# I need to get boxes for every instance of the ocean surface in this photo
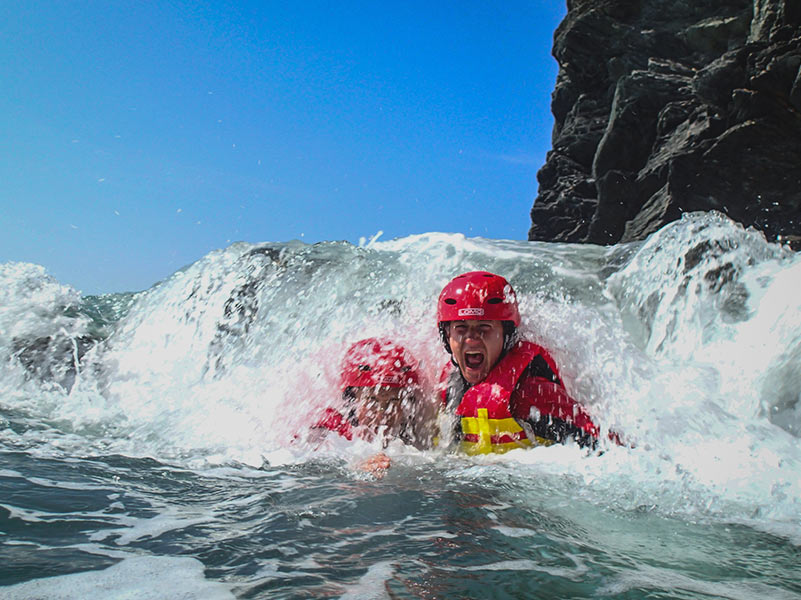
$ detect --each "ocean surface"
[2,211,800,599]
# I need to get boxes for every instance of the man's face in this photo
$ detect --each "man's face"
[447,320,505,385]
[352,386,407,433]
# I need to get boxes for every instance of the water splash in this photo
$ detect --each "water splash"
[2,212,800,532]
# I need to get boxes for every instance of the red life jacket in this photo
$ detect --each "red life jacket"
[446,341,598,454]
[312,408,354,441]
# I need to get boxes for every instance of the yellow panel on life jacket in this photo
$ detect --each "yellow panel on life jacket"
[459,408,535,454]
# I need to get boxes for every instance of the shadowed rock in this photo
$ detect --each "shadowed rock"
[530,0,801,248]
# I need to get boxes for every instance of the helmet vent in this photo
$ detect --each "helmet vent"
[487,297,503,304]
[444,298,457,305]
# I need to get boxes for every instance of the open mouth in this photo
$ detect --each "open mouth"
[464,351,485,370]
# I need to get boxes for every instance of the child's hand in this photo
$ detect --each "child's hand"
[359,452,391,478]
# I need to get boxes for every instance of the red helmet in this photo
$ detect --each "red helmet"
[437,271,520,327]
[340,338,419,390]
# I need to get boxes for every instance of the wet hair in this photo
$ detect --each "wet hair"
[501,321,519,353]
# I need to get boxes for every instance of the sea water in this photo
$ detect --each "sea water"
[1,211,800,599]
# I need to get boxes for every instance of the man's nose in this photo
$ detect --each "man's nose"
[464,326,482,340]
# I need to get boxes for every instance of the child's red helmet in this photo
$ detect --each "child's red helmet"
[340,338,419,390]
[437,271,520,327]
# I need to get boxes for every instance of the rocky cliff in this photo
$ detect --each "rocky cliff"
[529,0,801,247]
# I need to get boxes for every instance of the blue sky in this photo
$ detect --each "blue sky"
[1,1,567,294]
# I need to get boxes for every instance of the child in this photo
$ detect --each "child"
[312,337,425,474]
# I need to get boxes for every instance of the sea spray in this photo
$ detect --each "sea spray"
[3,212,801,598]
[2,211,800,531]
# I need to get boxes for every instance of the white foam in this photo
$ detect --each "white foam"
[338,560,395,600]
[1,555,235,600]
[493,525,539,538]
[88,509,216,546]
[459,558,588,579]
[0,503,48,523]
[599,562,801,600]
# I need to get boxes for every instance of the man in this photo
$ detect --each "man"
[437,271,599,454]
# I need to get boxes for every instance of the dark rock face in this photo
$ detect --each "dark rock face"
[529,0,801,247]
